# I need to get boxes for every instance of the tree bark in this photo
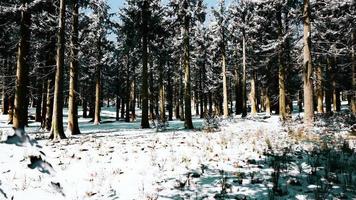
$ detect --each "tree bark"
[35,80,42,122]
[277,3,286,121]
[49,0,66,139]
[93,45,101,125]
[265,87,271,116]
[67,0,80,134]
[13,0,31,134]
[316,65,323,113]
[222,34,228,118]
[167,68,173,120]
[250,70,257,116]
[302,0,314,127]
[141,0,150,128]
[351,31,355,114]
[2,57,9,115]
[183,1,193,129]
[241,31,247,118]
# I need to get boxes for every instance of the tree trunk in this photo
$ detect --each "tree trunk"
[125,58,130,122]
[277,4,286,121]
[302,0,314,127]
[130,79,136,120]
[120,95,125,119]
[115,96,119,121]
[241,32,247,118]
[40,81,47,128]
[13,0,31,134]
[265,87,271,116]
[35,80,42,122]
[222,40,228,118]
[167,68,173,121]
[141,1,150,128]
[250,70,257,116]
[316,65,323,113]
[325,59,332,113]
[67,0,80,135]
[49,0,66,139]
[82,99,87,118]
[183,4,193,129]
[2,57,9,115]
[351,31,355,114]
[45,78,53,131]
[93,46,101,125]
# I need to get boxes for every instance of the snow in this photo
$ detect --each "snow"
[0,105,355,199]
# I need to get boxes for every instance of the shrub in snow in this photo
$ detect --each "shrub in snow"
[202,113,221,132]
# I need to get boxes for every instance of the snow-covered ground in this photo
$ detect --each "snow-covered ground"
[0,106,355,200]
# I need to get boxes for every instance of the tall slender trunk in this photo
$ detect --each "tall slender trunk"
[167,68,173,120]
[93,44,101,125]
[159,82,165,123]
[50,0,66,139]
[241,31,247,117]
[141,0,150,128]
[120,95,125,119]
[35,80,42,122]
[82,99,87,118]
[183,2,193,129]
[222,37,228,118]
[316,65,323,113]
[13,0,31,134]
[351,31,355,114]
[302,0,314,127]
[265,87,271,116]
[67,0,80,134]
[2,57,9,115]
[125,57,130,122]
[40,81,47,127]
[130,79,136,120]
[250,70,257,116]
[45,78,53,131]
[325,58,332,113]
[116,96,120,121]
[277,4,286,121]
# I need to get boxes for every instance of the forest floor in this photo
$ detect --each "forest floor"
[0,103,355,200]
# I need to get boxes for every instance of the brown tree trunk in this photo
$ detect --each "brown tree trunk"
[130,79,136,120]
[2,57,9,115]
[302,0,314,127]
[13,0,31,135]
[183,1,193,129]
[277,6,286,120]
[45,78,53,131]
[167,68,173,121]
[325,59,332,113]
[40,81,47,128]
[265,87,271,116]
[93,46,101,125]
[141,1,150,128]
[222,40,228,118]
[316,65,323,113]
[49,0,66,139]
[351,31,355,114]
[116,96,120,121]
[82,99,87,118]
[67,0,80,134]
[35,80,42,122]
[241,32,247,118]
[250,70,257,116]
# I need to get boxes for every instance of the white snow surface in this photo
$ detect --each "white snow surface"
[0,106,355,200]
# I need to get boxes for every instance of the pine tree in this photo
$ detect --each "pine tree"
[49,0,67,139]
[302,0,314,127]
[13,0,31,135]
[67,0,81,135]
